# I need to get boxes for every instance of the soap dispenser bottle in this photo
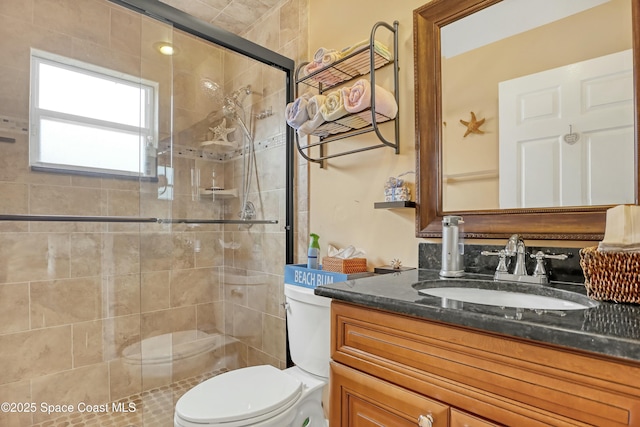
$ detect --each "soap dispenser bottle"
[440,215,464,277]
[307,233,320,270]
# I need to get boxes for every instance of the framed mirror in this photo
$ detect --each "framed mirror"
[414,0,639,239]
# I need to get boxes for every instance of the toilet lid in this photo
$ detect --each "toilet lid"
[175,365,302,424]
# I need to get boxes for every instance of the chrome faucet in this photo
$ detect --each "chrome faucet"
[481,234,568,284]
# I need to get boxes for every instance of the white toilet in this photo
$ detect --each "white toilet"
[174,283,331,427]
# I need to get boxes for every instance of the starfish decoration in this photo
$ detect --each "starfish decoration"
[209,119,236,142]
[459,112,485,137]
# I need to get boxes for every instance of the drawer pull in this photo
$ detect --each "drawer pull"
[418,414,433,427]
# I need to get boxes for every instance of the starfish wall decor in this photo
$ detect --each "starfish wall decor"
[459,111,485,137]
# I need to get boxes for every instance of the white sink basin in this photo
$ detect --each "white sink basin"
[415,279,597,311]
[419,287,592,310]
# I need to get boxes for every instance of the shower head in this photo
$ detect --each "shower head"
[200,78,224,104]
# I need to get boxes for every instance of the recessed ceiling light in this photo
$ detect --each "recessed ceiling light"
[154,42,178,56]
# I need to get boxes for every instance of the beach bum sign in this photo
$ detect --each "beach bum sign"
[284,264,350,289]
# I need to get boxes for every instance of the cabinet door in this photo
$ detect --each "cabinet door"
[451,409,502,427]
[330,362,449,427]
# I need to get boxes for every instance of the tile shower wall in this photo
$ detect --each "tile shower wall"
[0,0,301,424]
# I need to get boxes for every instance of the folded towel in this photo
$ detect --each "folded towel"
[313,47,335,63]
[297,94,326,139]
[322,51,343,65]
[320,90,348,122]
[303,60,324,76]
[598,204,640,252]
[340,39,392,60]
[285,93,311,129]
[341,79,398,120]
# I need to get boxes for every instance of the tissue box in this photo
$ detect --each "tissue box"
[322,257,367,274]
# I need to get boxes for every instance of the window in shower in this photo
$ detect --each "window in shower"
[29,49,159,178]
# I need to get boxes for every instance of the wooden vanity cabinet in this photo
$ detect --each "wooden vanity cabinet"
[329,301,640,427]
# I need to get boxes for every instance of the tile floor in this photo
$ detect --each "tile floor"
[30,369,225,427]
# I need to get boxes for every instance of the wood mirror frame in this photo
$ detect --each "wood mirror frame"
[414,0,640,240]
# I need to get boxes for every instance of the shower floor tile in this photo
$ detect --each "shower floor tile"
[30,368,227,427]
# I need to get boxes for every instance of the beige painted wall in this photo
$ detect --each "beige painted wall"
[308,0,627,262]
[308,0,432,269]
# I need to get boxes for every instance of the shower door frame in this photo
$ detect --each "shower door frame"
[109,0,296,265]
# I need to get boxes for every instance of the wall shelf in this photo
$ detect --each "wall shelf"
[294,21,399,167]
[374,201,415,209]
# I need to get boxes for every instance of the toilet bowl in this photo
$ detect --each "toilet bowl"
[174,365,326,427]
[174,284,331,427]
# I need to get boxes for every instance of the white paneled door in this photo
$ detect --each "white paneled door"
[499,49,634,208]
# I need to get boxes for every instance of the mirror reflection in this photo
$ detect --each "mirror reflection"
[440,0,633,211]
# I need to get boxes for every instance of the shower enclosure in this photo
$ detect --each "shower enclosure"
[0,0,294,425]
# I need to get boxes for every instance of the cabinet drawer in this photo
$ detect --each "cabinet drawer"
[330,361,449,427]
[332,301,640,426]
[451,409,502,427]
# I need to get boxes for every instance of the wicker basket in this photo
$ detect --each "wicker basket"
[579,246,640,304]
[322,256,367,274]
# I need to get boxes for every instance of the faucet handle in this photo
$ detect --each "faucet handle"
[530,251,570,279]
[481,249,508,273]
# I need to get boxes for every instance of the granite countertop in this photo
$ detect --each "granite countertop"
[314,268,640,363]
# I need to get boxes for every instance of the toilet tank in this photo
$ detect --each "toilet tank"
[284,284,331,378]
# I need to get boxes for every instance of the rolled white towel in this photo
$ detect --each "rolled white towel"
[285,93,311,129]
[341,79,398,120]
[320,90,348,122]
[297,95,327,139]
[313,47,336,63]
[322,51,343,65]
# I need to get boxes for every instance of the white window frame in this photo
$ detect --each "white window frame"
[29,49,159,178]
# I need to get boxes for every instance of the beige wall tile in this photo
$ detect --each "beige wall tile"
[172,232,196,270]
[140,232,173,272]
[109,358,143,402]
[107,274,141,317]
[141,306,196,340]
[141,270,171,312]
[232,304,262,349]
[107,189,140,217]
[0,65,29,119]
[196,301,224,334]
[70,233,102,277]
[0,326,72,385]
[73,319,104,368]
[31,277,102,328]
[0,282,29,334]
[0,233,70,284]
[103,314,141,361]
[0,0,34,21]
[262,232,285,276]
[279,0,299,49]
[31,363,109,423]
[0,134,28,183]
[194,231,224,268]
[248,275,283,318]
[110,5,142,57]
[0,380,32,427]
[33,0,110,47]
[102,233,140,276]
[247,346,281,370]
[170,267,220,307]
[30,185,106,216]
[262,313,285,361]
